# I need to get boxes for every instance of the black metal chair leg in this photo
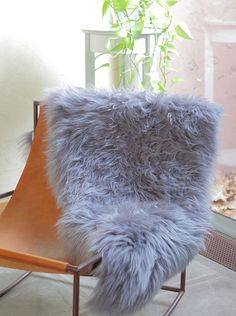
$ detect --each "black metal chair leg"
[0,271,31,298]
[180,270,186,292]
[72,271,80,316]
[163,290,185,316]
[70,269,185,316]
[162,270,186,316]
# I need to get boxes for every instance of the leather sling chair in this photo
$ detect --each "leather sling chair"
[0,102,186,316]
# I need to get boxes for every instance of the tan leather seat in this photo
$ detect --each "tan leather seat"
[0,109,91,274]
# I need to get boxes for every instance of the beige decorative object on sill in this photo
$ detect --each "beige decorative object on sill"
[211,172,236,219]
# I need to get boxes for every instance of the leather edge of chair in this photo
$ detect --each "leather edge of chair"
[0,248,69,274]
[67,254,102,275]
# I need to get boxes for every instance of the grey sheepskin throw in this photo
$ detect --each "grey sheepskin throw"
[44,87,222,315]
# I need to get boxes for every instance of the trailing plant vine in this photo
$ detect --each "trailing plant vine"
[99,0,193,92]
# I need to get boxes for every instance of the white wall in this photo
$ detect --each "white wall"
[0,0,102,192]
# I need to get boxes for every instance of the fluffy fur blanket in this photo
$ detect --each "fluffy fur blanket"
[44,87,222,315]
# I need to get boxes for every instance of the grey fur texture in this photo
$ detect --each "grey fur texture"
[44,87,222,315]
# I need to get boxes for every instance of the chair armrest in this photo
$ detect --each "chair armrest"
[0,248,69,274]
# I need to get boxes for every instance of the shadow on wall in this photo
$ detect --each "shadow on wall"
[0,40,61,192]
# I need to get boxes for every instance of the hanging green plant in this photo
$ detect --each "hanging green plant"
[99,0,193,92]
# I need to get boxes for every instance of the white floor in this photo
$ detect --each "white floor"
[0,255,235,316]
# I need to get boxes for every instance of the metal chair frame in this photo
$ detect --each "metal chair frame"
[0,101,186,316]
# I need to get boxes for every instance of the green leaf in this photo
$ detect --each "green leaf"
[160,43,178,55]
[157,81,167,92]
[156,0,166,7]
[111,23,120,29]
[171,76,184,84]
[124,36,134,50]
[102,0,110,17]
[127,68,136,84]
[132,20,144,38]
[110,41,124,52]
[112,0,129,12]
[140,83,146,91]
[95,63,110,71]
[168,48,179,56]
[134,54,147,65]
[159,45,166,52]
[166,0,178,6]
[175,22,193,40]
[166,55,175,61]
[165,43,176,50]
[171,34,177,41]
[95,52,109,60]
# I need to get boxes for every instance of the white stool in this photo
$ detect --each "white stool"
[83,28,156,88]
